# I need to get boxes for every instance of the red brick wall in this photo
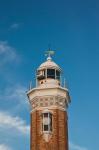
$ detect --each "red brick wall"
[30,109,68,150]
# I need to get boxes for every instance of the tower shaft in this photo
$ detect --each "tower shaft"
[30,109,68,150]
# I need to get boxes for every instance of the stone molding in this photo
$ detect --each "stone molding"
[30,95,68,111]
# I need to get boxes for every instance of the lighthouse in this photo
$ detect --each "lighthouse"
[27,50,71,150]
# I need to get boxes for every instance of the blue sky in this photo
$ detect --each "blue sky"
[0,0,99,150]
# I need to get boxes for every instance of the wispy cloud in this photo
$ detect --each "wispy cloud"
[10,23,20,30]
[69,142,88,150]
[0,41,19,66]
[0,84,29,113]
[0,111,30,135]
[3,85,27,102]
[0,144,12,150]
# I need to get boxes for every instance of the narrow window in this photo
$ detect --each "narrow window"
[42,112,52,132]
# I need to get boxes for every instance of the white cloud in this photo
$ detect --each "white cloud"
[10,23,20,30]
[0,144,12,150]
[1,84,29,108]
[0,84,30,118]
[10,85,30,112]
[4,85,27,102]
[69,142,88,150]
[0,111,30,135]
[0,41,19,66]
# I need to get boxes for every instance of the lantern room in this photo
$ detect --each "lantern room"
[36,56,62,87]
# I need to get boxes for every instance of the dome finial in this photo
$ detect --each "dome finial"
[45,47,55,61]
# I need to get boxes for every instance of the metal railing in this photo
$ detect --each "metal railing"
[28,76,68,90]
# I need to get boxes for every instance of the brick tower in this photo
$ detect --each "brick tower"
[27,50,71,150]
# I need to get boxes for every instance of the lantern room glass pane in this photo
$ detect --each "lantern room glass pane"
[47,69,55,79]
[56,70,60,80]
[37,70,46,80]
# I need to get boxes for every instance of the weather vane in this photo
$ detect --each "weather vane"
[45,45,55,58]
